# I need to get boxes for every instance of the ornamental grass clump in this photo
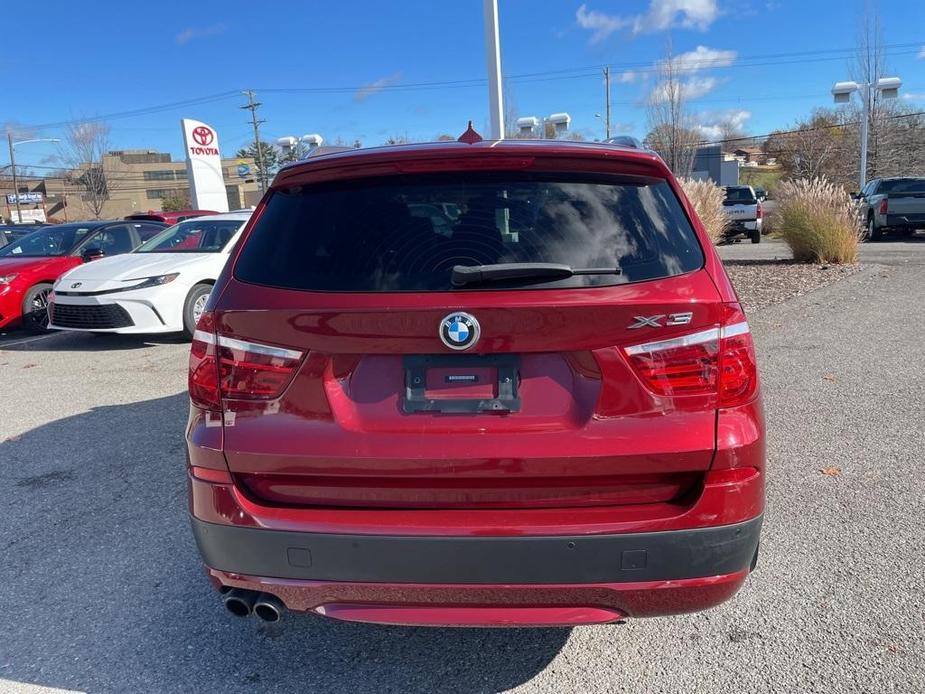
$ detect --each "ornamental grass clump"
[775,178,862,264]
[679,178,728,244]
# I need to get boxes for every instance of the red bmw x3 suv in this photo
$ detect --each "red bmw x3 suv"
[187,135,764,628]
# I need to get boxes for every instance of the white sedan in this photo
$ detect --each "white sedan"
[48,211,251,336]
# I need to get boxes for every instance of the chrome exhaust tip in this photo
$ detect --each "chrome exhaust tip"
[223,588,257,617]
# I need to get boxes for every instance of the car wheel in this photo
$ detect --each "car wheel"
[21,283,54,333]
[183,283,212,338]
[867,217,882,242]
[750,228,761,244]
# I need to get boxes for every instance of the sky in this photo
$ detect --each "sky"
[2,0,924,172]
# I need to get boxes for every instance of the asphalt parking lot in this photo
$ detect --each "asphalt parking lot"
[2,238,924,693]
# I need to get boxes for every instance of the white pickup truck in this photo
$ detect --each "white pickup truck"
[722,185,763,244]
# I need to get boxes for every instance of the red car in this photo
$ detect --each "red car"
[187,134,764,628]
[0,220,166,330]
[125,210,218,225]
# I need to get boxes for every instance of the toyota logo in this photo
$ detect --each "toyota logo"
[191,126,214,146]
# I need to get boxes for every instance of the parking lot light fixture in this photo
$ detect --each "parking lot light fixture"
[6,134,61,223]
[832,76,901,189]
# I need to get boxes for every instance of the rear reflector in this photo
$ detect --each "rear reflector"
[624,305,758,407]
[879,198,888,215]
[188,311,304,408]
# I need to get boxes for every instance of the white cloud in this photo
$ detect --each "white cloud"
[575,4,631,44]
[354,72,402,102]
[918,46,925,59]
[693,110,752,140]
[576,0,719,43]
[175,23,227,45]
[616,70,638,83]
[663,45,737,73]
[647,45,735,103]
[902,92,925,101]
[649,76,719,103]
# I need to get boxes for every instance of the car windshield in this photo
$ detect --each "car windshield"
[135,219,243,253]
[724,188,756,204]
[235,172,705,292]
[878,179,925,194]
[0,224,96,257]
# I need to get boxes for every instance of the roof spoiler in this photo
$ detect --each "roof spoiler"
[603,136,644,149]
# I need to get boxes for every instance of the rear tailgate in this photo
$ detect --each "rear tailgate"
[723,201,757,222]
[217,272,724,509]
[212,159,725,510]
[885,192,925,221]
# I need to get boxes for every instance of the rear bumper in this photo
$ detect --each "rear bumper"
[725,219,761,234]
[884,214,925,228]
[193,513,761,625]
[192,515,761,585]
[208,567,752,626]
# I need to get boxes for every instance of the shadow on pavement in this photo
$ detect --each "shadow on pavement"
[0,329,189,352]
[0,393,570,693]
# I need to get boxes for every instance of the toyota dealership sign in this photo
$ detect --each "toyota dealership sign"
[180,118,229,212]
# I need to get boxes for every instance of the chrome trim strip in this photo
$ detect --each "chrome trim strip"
[721,321,750,338]
[192,330,215,345]
[624,327,720,356]
[217,335,302,360]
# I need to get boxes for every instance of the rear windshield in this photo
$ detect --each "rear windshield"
[235,173,704,292]
[136,219,242,253]
[724,187,756,204]
[878,178,925,194]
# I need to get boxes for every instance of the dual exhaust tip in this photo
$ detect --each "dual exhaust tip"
[223,589,285,623]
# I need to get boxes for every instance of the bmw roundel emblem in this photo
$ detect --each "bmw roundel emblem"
[439,312,480,351]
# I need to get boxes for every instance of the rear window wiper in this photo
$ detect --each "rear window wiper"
[451,263,621,288]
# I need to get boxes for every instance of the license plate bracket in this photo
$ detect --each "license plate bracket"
[402,354,521,414]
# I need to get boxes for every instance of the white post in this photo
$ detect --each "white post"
[859,84,870,190]
[483,0,504,140]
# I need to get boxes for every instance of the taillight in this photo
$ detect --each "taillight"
[624,305,758,407]
[216,335,303,399]
[189,311,221,410]
[188,311,304,408]
[879,198,888,215]
[756,201,763,219]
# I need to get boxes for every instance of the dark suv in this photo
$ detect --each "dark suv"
[187,133,765,627]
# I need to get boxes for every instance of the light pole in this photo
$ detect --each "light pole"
[832,76,901,189]
[483,0,504,140]
[6,134,60,223]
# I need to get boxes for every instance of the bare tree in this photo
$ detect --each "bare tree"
[645,43,699,176]
[58,121,114,219]
[764,110,857,187]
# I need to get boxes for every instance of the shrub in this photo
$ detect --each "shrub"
[775,178,862,264]
[679,178,728,244]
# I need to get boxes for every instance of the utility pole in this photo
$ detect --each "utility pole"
[241,90,267,194]
[7,131,21,223]
[603,66,612,140]
[483,0,504,140]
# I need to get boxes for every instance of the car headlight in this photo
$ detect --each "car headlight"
[123,273,180,290]
[0,273,18,285]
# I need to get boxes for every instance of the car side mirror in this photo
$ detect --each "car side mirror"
[82,247,105,261]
